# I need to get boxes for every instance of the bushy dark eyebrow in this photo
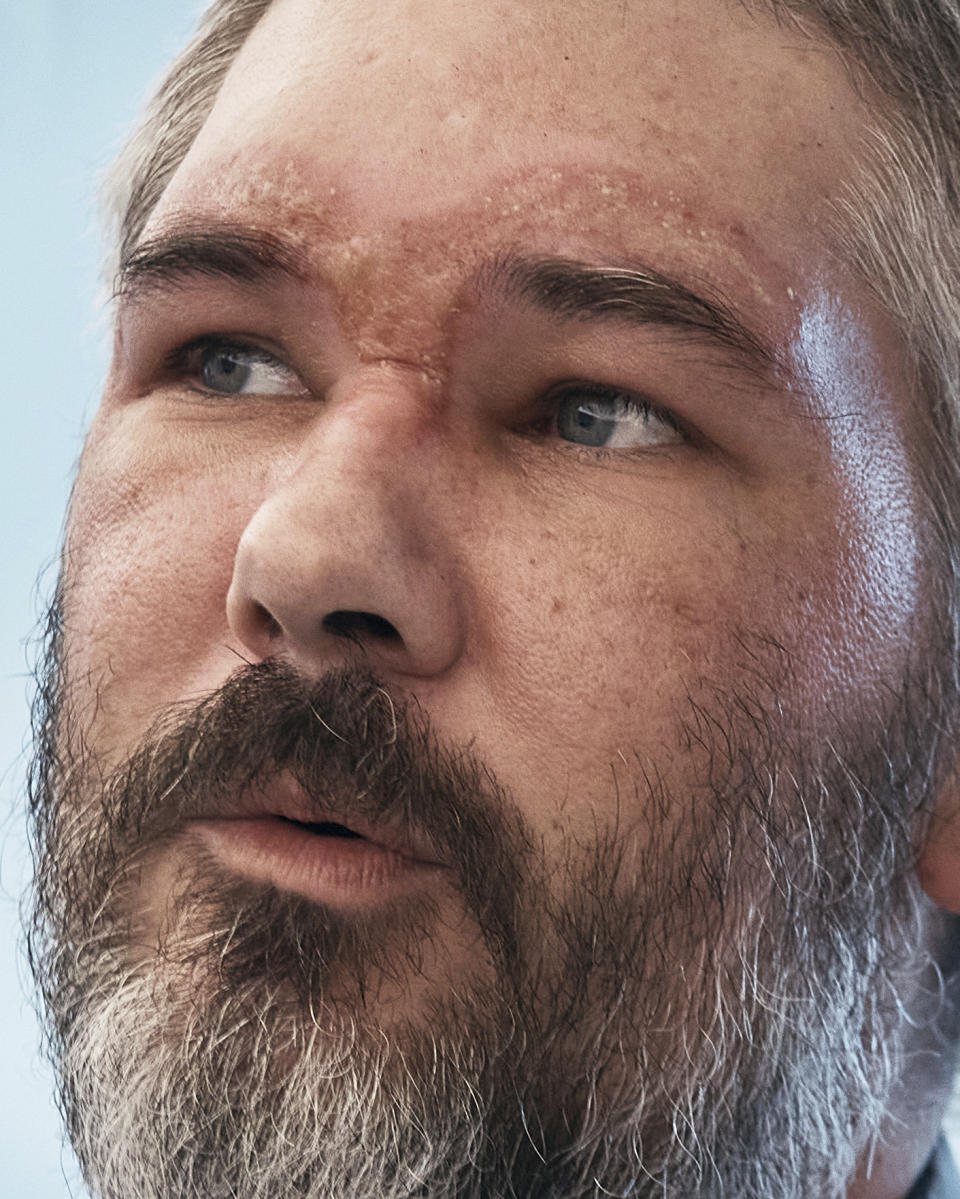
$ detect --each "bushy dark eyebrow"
[117,223,784,384]
[479,250,783,381]
[116,225,309,300]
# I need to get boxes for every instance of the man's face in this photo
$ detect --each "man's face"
[34,0,946,1196]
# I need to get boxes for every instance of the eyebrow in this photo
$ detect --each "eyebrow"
[116,225,309,299]
[118,224,783,382]
[479,250,782,380]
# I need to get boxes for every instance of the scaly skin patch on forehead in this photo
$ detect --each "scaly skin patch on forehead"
[149,158,805,380]
[141,0,875,374]
[193,0,867,216]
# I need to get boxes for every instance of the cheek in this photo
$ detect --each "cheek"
[461,442,924,850]
[461,482,757,828]
[764,444,927,742]
[62,405,274,743]
[832,432,924,658]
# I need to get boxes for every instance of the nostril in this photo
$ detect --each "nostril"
[251,601,283,641]
[322,610,402,644]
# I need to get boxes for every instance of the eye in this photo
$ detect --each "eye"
[173,338,303,397]
[550,382,682,449]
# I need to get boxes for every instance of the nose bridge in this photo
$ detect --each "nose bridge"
[273,364,453,546]
[272,347,449,489]
[227,364,465,678]
[321,362,447,484]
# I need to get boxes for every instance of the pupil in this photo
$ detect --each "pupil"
[561,400,612,447]
[202,351,251,394]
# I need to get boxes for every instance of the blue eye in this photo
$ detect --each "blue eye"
[176,340,302,396]
[200,348,255,394]
[553,384,681,449]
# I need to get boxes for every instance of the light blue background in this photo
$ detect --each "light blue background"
[2,3,959,1197]
[1,3,204,1194]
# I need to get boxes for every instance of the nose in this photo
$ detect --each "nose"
[226,374,466,679]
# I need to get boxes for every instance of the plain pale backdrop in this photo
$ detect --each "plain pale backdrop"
[1,3,958,1197]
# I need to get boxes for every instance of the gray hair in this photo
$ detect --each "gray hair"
[103,0,274,276]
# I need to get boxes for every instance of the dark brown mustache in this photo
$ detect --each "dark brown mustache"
[84,657,533,963]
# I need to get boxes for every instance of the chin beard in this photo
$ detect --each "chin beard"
[27,612,952,1199]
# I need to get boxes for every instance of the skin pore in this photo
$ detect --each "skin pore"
[38,0,960,1195]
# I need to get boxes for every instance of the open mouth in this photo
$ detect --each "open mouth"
[283,818,366,840]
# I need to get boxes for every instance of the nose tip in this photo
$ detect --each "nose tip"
[224,366,468,680]
[224,473,465,680]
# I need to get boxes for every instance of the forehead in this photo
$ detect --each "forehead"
[144,0,875,363]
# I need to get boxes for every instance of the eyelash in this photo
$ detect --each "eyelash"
[536,380,681,430]
[162,335,283,383]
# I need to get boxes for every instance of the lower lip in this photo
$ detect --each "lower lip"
[187,817,445,909]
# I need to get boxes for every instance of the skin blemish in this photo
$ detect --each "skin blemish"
[149,155,799,379]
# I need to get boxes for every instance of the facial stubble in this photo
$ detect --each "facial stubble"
[28,604,949,1199]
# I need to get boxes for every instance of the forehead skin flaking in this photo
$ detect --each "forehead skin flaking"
[137,0,879,377]
[142,162,801,379]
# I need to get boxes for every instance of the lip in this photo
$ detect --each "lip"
[185,775,447,909]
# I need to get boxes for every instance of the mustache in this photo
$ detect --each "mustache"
[72,658,533,953]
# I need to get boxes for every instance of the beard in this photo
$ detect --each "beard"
[26,594,953,1199]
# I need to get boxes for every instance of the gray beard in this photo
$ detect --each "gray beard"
[26,617,949,1199]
